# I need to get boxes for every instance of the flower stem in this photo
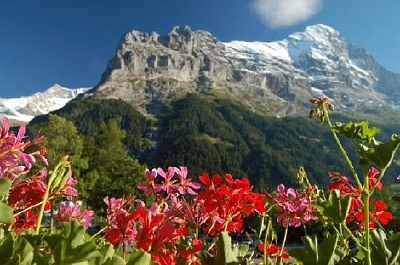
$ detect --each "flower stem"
[323,108,362,189]
[35,163,61,234]
[263,218,272,265]
[363,168,372,265]
[277,223,289,265]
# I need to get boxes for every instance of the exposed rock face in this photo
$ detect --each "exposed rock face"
[89,24,400,116]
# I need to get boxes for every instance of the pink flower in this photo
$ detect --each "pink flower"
[56,202,94,228]
[174,166,200,195]
[103,196,137,246]
[57,171,78,200]
[157,167,178,195]
[270,184,317,227]
[137,168,162,195]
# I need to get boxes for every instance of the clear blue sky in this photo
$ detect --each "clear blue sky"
[1,0,400,98]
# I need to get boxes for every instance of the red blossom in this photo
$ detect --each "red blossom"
[257,243,289,260]
[354,200,392,229]
[197,173,266,235]
[14,210,38,231]
[367,167,383,190]
[103,197,137,246]
[180,239,203,265]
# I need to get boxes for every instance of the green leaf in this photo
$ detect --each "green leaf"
[90,244,124,265]
[0,202,14,224]
[313,190,351,224]
[358,134,400,170]
[333,121,380,142]
[0,178,11,198]
[370,229,400,265]
[14,237,34,265]
[47,219,100,264]
[126,249,152,265]
[288,234,339,265]
[0,233,14,264]
[215,232,239,265]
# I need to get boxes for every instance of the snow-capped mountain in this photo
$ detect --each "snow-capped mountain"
[0,84,89,124]
[90,24,400,116]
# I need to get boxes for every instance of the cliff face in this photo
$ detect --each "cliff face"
[88,24,400,116]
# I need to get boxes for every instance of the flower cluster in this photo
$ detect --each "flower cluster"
[328,167,392,229]
[104,167,267,264]
[0,117,89,231]
[197,173,266,235]
[0,117,47,180]
[268,184,317,228]
[56,202,94,228]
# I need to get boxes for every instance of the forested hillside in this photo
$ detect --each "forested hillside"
[28,94,400,209]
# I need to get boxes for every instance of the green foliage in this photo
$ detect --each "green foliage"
[126,249,154,265]
[154,94,354,187]
[83,119,146,210]
[0,178,13,224]
[47,98,150,151]
[313,190,352,224]
[46,220,101,264]
[369,229,400,265]
[27,94,400,197]
[30,114,90,198]
[288,234,340,265]
[198,232,249,265]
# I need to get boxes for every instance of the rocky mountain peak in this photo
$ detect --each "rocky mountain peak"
[90,25,400,117]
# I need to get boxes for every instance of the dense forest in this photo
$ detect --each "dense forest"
[28,93,400,211]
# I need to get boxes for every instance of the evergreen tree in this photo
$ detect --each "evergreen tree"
[83,119,146,211]
[38,114,90,198]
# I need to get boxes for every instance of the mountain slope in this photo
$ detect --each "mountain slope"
[0,84,89,124]
[88,24,400,117]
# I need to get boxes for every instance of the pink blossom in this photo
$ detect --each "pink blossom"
[270,184,317,227]
[157,167,178,195]
[56,203,94,228]
[57,171,78,200]
[174,166,200,195]
[137,168,162,195]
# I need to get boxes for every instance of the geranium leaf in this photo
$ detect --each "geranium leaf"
[0,178,11,198]
[333,121,380,142]
[0,233,14,264]
[370,229,400,265]
[126,249,152,265]
[289,234,339,265]
[0,202,14,224]
[357,134,400,169]
[14,237,34,265]
[49,220,100,264]
[215,232,239,264]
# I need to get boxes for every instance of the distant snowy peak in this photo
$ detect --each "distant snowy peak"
[223,24,348,68]
[0,84,90,124]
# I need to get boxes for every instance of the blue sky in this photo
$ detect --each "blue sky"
[1,0,400,98]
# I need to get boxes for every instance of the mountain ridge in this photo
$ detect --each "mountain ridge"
[3,24,400,124]
[87,24,400,117]
[0,84,89,125]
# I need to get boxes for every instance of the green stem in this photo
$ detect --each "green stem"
[363,168,372,265]
[35,164,61,234]
[277,223,289,265]
[323,108,362,189]
[89,226,107,240]
[263,218,272,265]
[341,224,367,253]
